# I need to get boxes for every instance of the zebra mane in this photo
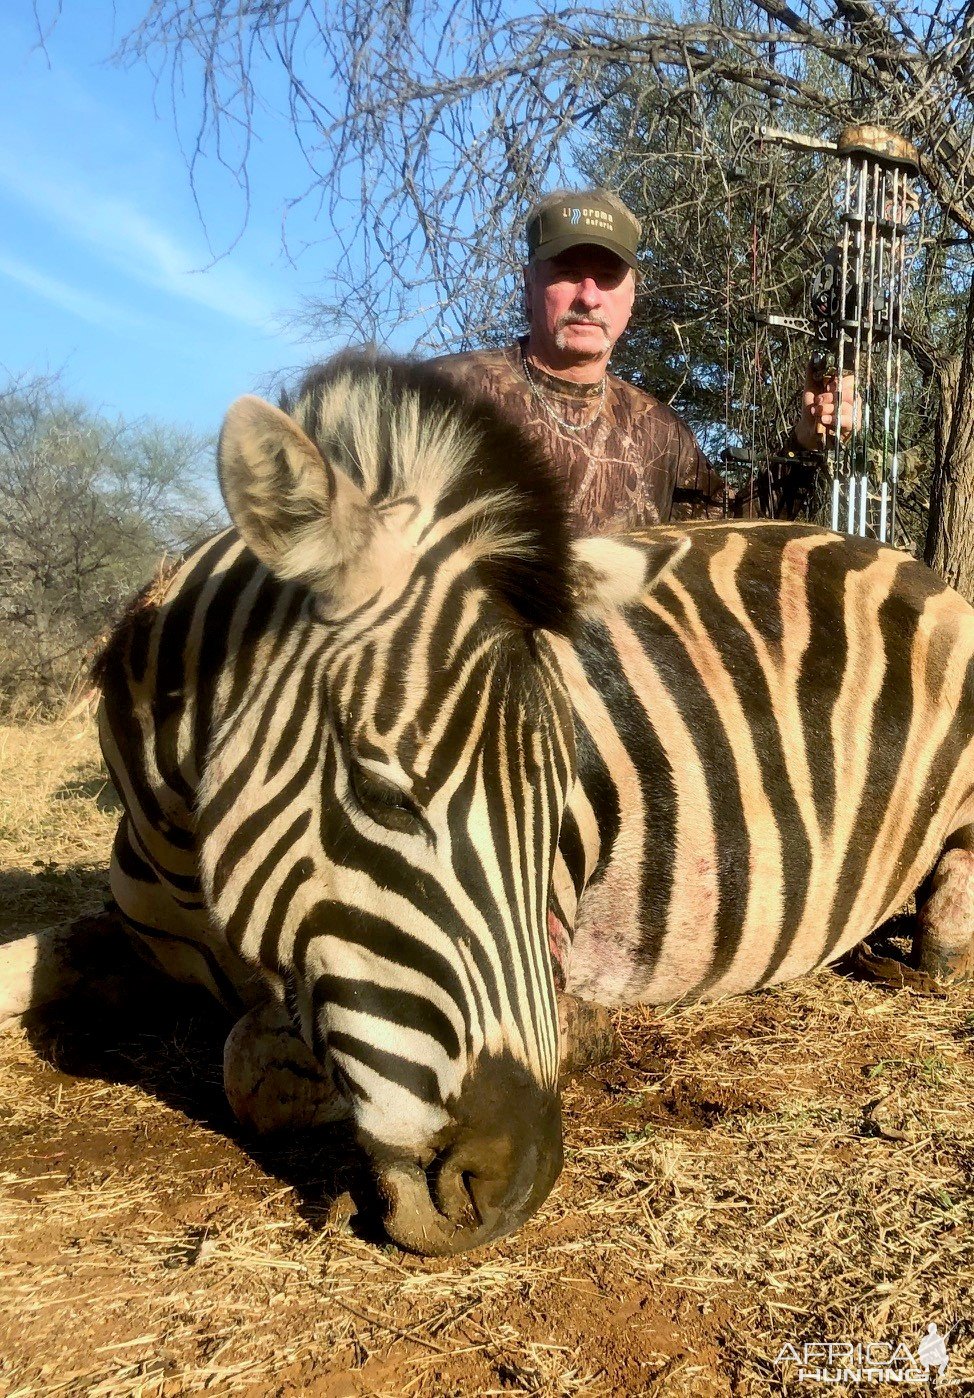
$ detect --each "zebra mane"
[283,352,576,635]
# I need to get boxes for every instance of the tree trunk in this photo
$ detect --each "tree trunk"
[924,280,974,605]
[29,579,58,708]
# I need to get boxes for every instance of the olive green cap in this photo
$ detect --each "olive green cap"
[526,194,641,269]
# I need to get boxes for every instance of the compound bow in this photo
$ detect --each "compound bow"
[736,121,921,542]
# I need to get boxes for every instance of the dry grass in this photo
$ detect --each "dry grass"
[0,711,116,939]
[1,718,972,1396]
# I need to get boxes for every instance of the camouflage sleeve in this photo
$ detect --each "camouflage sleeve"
[670,427,733,522]
[426,352,491,400]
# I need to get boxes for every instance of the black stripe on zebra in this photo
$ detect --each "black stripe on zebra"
[84,356,974,1264]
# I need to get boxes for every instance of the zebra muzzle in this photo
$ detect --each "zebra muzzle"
[374,1062,563,1255]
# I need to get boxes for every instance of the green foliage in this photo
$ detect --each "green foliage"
[0,372,221,716]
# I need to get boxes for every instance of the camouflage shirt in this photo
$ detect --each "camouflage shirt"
[431,339,728,533]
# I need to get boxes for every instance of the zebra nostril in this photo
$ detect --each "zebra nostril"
[376,1102,561,1255]
[429,1131,536,1232]
[431,1157,481,1227]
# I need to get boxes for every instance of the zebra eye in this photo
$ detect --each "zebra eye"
[349,764,421,834]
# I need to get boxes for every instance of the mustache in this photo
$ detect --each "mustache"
[556,311,610,333]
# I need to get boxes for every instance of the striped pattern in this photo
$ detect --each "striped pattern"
[553,522,974,1006]
[95,354,974,1171]
[97,356,577,1157]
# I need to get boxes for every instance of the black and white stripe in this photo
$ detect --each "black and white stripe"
[87,352,974,1251]
[98,355,578,1162]
[553,523,974,1006]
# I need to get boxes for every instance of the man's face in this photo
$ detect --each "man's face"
[524,245,636,368]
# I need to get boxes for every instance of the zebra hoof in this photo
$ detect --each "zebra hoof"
[557,994,618,1081]
[223,1003,351,1135]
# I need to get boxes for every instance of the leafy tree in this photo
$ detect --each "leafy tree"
[0,371,220,714]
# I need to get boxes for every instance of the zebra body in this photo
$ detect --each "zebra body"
[554,523,974,1006]
[12,353,974,1254]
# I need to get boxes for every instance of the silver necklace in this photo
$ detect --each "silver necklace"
[522,352,606,432]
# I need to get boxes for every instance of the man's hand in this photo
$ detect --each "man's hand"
[794,365,859,451]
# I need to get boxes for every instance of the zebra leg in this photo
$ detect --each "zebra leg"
[223,1002,352,1135]
[914,844,974,984]
[0,905,150,1031]
[557,993,618,1080]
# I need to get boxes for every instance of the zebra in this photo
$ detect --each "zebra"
[3,351,973,1256]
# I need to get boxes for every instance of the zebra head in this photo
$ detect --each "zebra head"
[215,354,675,1253]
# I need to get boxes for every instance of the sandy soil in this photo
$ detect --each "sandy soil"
[1,716,972,1396]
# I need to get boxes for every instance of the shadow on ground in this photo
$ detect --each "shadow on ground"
[5,920,383,1241]
[0,867,111,942]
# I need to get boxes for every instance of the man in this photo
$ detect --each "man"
[433,188,851,532]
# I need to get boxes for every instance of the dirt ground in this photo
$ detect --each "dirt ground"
[1,715,972,1397]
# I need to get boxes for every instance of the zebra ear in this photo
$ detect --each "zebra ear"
[218,395,374,589]
[571,535,690,614]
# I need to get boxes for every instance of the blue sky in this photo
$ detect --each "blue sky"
[0,4,353,436]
